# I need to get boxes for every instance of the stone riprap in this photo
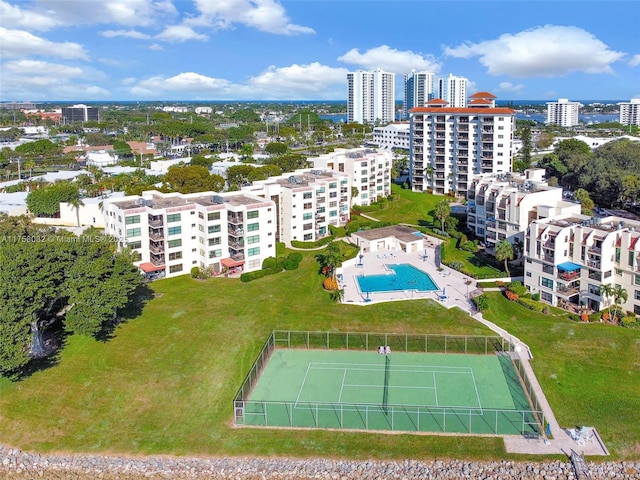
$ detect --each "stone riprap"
[1,446,639,479]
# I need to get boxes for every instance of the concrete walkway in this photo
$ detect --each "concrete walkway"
[337,248,609,456]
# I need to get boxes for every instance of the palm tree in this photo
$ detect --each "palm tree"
[68,195,85,227]
[598,283,615,317]
[495,240,515,277]
[611,285,628,322]
[433,199,450,231]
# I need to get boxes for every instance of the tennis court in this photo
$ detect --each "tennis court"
[237,349,542,435]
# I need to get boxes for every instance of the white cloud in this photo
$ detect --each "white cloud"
[156,25,208,42]
[444,25,625,77]
[190,0,314,35]
[337,45,441,74]
[130,72,233,97]
[0,0,59,30]
[1,59,111,99]
[128,63,348,100]
[246,62,349,99]
[149,43,163,51]
[498,82,524,93]
[629,54,640,67]
[0,27,88,60]
[101,29,151,39]
[33,0,177,28]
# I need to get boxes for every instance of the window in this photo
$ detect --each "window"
[209,249,222,258]
[247,223,259,232]
[541,277,554,289]
[636,274,640,286]
[126,227,141,237]
[329,182,337,189]
[329,210,337,217]
[128,241,142,249]
[198,225,204,232]
[247,235,260,244]
[329,192,337,198]
[303,202,312,209]
[304,233,313,240]
[169,264,183,274]
[125,215,140,225]
[168,226,181,235]
[303,223,313,230]
[168,251,182,261]
[629,251,635,267]
[248,259,261,269]
[208,237,221,246]
[198,212,204,219]
[303,192,312,199]
[167,213,181,223]
[635,290,640,301]
[303,213,312,221]
[541,291,553,303]
[168,239,182,248]
[247,210,259,219]
[208,212,220,221]
[208,224,221,234]
[248,247,260,256]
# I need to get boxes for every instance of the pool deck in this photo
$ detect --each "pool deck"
[339,242,477,313]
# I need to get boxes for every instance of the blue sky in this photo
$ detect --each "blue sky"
[1,0,639,102]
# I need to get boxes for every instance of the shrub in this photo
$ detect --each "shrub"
[532,293,540,301]
[620,316,639,328]
[516,297,546,313]
[323,277,339,291]
[191,266,201,279]
[456,233,468,248]
[505,290,519,301]
[460,241,478,253]
[474,294,489,312]
[507,281,528,296]
[282,252,302,270]
[580,313,589,322]
[262,257,278,269]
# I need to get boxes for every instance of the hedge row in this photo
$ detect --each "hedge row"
[240,253,302,282]
[290,236,334,249]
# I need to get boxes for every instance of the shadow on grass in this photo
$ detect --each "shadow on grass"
[14,318,69,382]
[96,283,155,342]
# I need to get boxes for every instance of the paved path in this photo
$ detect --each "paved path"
[337,247,609,456]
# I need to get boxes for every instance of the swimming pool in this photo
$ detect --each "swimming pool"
[356,264,439,293]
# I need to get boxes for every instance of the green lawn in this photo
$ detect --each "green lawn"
[0,254,506,460]
[441,237,508,278]
[361,184,443,226]
[481,292,640,458]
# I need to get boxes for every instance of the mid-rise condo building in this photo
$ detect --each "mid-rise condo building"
[310,148,392,206]
[467,169,581,252]
[409,92,515,197]
[618,99,640,126]
[546,99,581,127]
[347,69,396,124]
[371,123,410,150]
[242,169,351,245]
[524,214,640,315]
[103,190,277,279]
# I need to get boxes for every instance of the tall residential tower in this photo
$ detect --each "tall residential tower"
[347,68,396,124]
[546,99,582,127]
[437,74,468,108]
[403,70,434,118]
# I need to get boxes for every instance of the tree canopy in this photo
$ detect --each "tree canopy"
[163,164,224,194]
[0,217,142,377]
[26,182,80,217]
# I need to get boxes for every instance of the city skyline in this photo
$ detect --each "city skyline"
[1,0,639,102]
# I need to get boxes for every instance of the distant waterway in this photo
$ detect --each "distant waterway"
[320,113,620,124]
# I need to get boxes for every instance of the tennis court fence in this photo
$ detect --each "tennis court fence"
[232,330,543,436]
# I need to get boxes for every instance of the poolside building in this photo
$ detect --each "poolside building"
[466,169,581,254]
[350,225,426,254]
[103,190,276,279]
[524,214,640,315]
[309,148,392,206]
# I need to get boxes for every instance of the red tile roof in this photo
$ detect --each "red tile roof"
[425,99,449,105]
[139,262,165,273]
[409,107,516,114]
[468,99,492,105]
[470,92,497,99]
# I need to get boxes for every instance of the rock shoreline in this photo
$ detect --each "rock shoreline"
[1,446,639,479]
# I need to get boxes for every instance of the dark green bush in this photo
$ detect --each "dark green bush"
[507,281,528,296]
[262,257,278,269]
[460,240,478,253]
[531,293,540,301]
[516,297,545,313]
[282,252,302,270]
[474,294,489,311]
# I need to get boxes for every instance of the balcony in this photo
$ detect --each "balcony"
[557,285,580,297]
[149,242,164,254]
[231,252,245,262]
[229,240,244,249]
[588,270,601,281]
[150,253,165,266]
[588,246,601,255]
[558,270,580,281]
[588,260,601,269]
[543,254,554,263]
[228,213,244,224]
[149,218,164,228]
[148,228,164,241]
[228,227,244,236]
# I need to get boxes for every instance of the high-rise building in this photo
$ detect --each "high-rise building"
[403,70,434,118]
[61,104,101,124]
[347,69,396,124]
[618,99,640,126]
[437,74,468,108]
[409,92,515,197]
[546,99,581,127]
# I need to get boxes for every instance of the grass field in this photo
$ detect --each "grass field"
[0,255,508,460]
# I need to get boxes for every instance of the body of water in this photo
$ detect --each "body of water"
[320,113,620,124]
[356,264,439,293]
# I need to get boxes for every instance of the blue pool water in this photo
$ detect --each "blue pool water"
[357,264,439,293]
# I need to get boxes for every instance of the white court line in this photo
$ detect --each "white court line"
[295,364,312,405]
[342,383,436,390]
[470,368,483,412]
[309,361,473,371]
[309,366,474,375]
[433,371,439,406]
[338,369,347,402]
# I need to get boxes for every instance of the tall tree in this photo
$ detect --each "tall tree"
[163,164,224,193]
[433,199,450,231]
[495,240,515,276]
[611,285,628,322]
[574,188,595,215]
